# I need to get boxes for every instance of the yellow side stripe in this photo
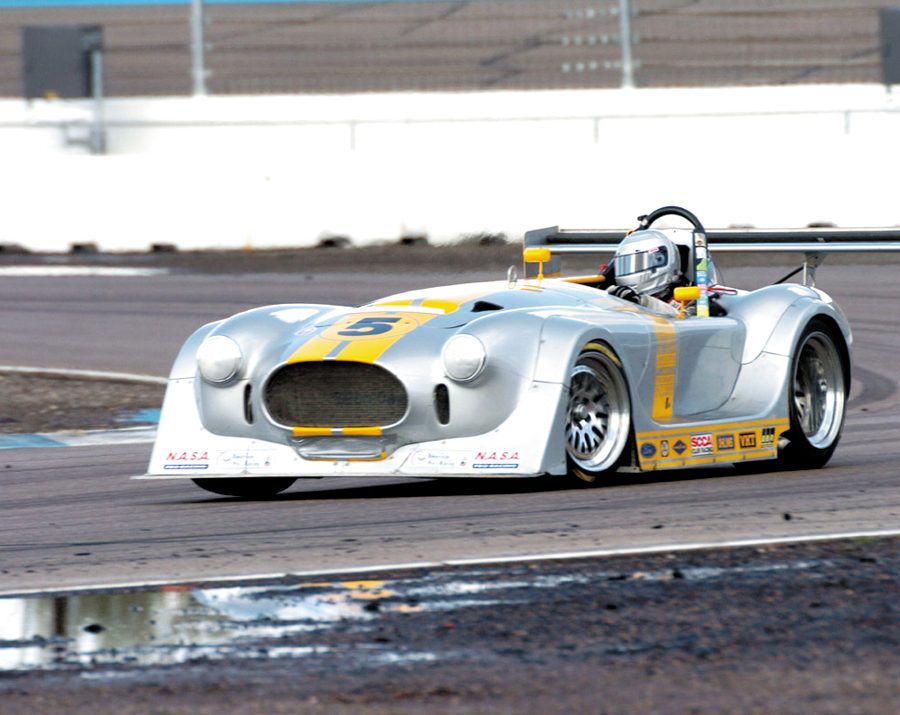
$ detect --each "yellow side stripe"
[651,318,677,422]
[636,418,789,440]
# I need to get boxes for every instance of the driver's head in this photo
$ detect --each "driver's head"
[613,229,680,297]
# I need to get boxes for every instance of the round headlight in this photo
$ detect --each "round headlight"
[441,334,487,382]
[196,335,243,383]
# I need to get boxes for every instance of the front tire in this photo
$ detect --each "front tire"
[191,477,296,498]
[779,320,848,469]
[564,343,632,484]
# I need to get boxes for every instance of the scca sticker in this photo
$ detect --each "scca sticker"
[690,434,713,455]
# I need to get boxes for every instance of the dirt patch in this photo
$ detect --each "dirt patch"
[0,373,164,434]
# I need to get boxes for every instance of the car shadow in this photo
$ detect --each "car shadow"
[187,462,772,503]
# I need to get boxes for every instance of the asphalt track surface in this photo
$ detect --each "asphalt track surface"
[0,258,898,595]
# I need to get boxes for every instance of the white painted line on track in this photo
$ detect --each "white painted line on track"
[0,426,157,450]
[0,266,168,277]
[0,365,167,385]
[2,528,898,599]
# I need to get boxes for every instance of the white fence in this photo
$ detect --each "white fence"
[1,83,898,252]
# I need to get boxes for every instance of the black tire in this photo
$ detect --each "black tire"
[564,342,632,484]
[779,319,848,469]
[191,477,296,498]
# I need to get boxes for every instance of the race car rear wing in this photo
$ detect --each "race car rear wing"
[523,226,900,288]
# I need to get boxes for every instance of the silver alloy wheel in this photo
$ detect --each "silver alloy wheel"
[792,331,845,449]
[565,350,631,474]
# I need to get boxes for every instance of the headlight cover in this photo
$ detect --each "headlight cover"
[441,334,487,382]
[196,335,243,384]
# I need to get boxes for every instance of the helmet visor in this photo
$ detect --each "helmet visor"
[614,245,669,277]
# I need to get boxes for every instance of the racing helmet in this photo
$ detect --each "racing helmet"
[613,229,681,297]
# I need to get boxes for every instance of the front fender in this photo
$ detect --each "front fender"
[532,311,653,388]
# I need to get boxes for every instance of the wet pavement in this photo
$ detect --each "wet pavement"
[0,554,852,673]
[1,537,898,714]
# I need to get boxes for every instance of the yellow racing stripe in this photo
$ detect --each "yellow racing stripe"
[651,317,677,421]
[288,311,438,364]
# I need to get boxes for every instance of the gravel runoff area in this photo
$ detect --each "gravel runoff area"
[0,536,897,714]
[0,373,164,435]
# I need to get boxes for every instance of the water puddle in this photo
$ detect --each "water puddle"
[0,575,515,673]
[0,557,831,674]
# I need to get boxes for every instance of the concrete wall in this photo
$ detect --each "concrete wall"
[1,84,898,252]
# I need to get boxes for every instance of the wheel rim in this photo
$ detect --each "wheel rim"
[792,331,844,449]
[565,352,630,473]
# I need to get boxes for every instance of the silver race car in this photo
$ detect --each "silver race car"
[138,206,900,497]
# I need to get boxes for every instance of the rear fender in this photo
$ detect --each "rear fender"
[723,285,851,364]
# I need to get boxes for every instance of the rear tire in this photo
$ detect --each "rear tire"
[564,343,632,485]
[191,477,296,498]
[779,320,848,469]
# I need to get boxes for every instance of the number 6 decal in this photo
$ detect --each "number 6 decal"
[337,316,402,337]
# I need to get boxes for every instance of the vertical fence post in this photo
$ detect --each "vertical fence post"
[90,46,105,154]
[618,0,635,88]
[191,0,207,95]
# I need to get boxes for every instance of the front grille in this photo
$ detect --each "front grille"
[264,361,408,427]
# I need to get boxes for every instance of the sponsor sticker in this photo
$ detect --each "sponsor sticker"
[475,451,519,461]
[217,450,275,470]
[660,440,670,458]
[673,439,687,456]
[761,427,776,448]
[738,432,758,449]
[412,450,470,469]
[640,442,657,459]
[164,449,211,471]
[716,434,735,451]
[690,434,713,455]
[472,450,520,470]
[166,450,209,462]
